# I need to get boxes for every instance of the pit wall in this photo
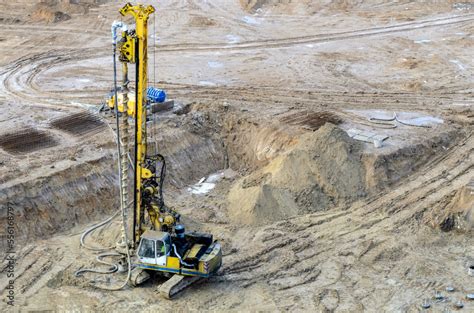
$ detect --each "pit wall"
[424,180,474,232]
[362,130,459,191]
[223,115,301,173]
[148,127,226,188]
[0,156,119,255]
[0,123,227,251]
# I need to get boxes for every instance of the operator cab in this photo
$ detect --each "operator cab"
[137,230,171,266]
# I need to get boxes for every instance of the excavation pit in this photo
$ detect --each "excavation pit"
[280,110,342,131]
[50,111,106,136]
[0,128,58,154]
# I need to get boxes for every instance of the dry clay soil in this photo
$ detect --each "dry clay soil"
[0,0,473,312]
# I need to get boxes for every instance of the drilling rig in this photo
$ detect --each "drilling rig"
[108,3,222,298]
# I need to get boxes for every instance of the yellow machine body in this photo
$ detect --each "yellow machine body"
[136,230,222,278]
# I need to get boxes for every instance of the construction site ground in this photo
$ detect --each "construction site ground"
[0,1,473,312]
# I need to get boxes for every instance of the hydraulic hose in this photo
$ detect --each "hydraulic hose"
[75,252,122,277]
[79,210,120,251]
[172,244,194,267]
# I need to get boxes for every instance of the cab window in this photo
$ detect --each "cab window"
[138,238,155,259]
[156,240,165,257]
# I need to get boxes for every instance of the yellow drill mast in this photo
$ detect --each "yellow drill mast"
[119,3,154,246]
[114,3,178,248]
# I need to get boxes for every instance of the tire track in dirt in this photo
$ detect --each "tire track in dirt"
[0,241,75,306]
[3,45,471,112]
[167,84,471,120]
[190,0,263,31]
[1,13,472,109]
[151,14,474,53]
[0,48,102,108]
[0,23,105,36]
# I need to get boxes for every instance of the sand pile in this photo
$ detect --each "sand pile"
[30,1,95,23]
[188,15,217,27]
[228,123,366,224]
[224,116,300,173]
[31,6,71,23]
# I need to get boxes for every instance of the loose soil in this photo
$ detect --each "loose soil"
[0,0,473,312]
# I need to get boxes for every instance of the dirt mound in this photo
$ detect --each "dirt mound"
[188,15,217,27]
[30,1,96,23]
[31,7,71,23]
[224,115,301,173]
[228,123,366,224]
[426,179,474,232]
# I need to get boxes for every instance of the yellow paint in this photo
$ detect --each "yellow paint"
[167,257,180,269]
[184,244,205,260]
[107,92,135,115]
[140,167,152,179]
[118,32,136,63]
[119,3,154,243]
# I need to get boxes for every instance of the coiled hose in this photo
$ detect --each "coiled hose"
[75,252,121,277]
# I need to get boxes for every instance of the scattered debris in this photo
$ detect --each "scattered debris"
[455,300,464,308]
[150,100,175,113]
[422,299,431,309]
[241,16,260,25]
[453,2,474,11]
[207,61,224,68]
[225,34,240,43]
[435,290,444,300]
[346,128,388,147]
[187,170,228,195]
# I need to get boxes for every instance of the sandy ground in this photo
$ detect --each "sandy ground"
[0,0,473,312]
